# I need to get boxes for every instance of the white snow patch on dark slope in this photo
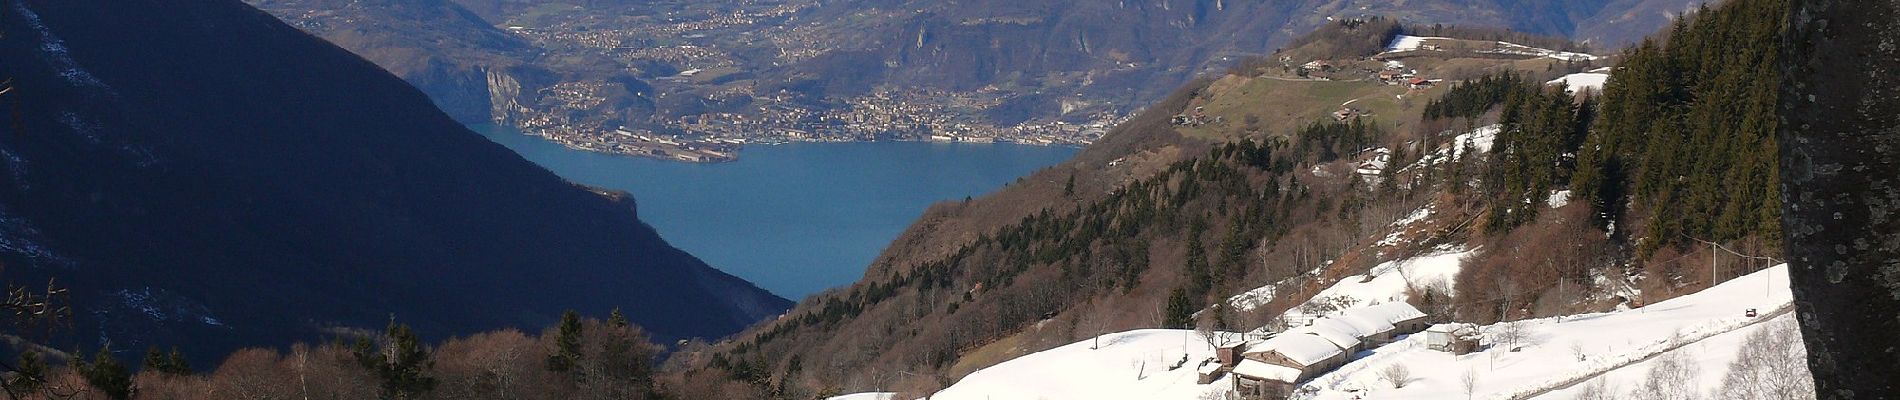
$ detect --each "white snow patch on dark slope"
[13,2,109,89]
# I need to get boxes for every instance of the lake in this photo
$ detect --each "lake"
[472,125,1078,299]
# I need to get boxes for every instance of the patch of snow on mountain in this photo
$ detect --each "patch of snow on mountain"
[0,147,25,184]
[1454,125,1499,158]
[1281,248,1469,326]
[0,205,65,266]
[1548,72,1611,94]
[1376,205,1434,248]
[111,287,225,326]
[1547,190,1572,208]
[1398,124,1499,177]
[116,288,170,321]
[61,111,103,144]
[1384,35,1450,52]
[1485,41,1601,62]
[13,2,109,89]
[1228,273,1317,313]
[1391,206,1432,228]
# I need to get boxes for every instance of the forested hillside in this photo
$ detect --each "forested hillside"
[679,19,1603,398]
[685,1,1794,397]
[1574,0,1785,254]
[1426,0,1787,324]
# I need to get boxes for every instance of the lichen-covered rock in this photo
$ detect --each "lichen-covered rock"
[1778,0,1900,397]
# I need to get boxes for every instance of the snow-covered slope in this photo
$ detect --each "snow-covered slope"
[930,329,1231,400]
[834,264,1801,400]
[1548,68,1613,94]
[1383,35,1600,61]
[1295,265,1796,400]
[1385,35,1451,52]
[1269,248,1469,328]
[1532,313,1805,400]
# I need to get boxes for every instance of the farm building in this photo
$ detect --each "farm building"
[1225,303,1432,398]
[1425,323,1482,355]
[1230,333,1347,398]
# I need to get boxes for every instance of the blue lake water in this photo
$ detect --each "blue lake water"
[472,125,1078,299]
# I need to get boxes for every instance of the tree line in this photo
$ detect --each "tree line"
[0,309,681,400]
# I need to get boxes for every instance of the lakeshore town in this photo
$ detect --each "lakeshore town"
[512,88,1124,163]
[476,1,1125,163]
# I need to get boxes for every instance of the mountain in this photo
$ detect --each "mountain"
[246,0,1704,158]
[0,0,789,360]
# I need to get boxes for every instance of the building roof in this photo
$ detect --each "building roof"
[1244,333,1344,366]
[1289,323,1361,350]
[1233,359,1304,383]
[1427,322,1482,338]
[1348,303,1428,325]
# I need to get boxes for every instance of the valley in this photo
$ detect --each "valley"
[0,0,1887,399]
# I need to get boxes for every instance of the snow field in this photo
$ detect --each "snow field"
[1296,265,1793,400]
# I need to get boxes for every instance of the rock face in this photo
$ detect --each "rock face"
[247,0,549,125]
[1777,0,1900,397]
[0,0,789,359]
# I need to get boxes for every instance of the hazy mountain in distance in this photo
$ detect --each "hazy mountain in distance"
[251,0,1702,142]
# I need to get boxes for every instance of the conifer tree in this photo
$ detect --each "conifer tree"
[1163,287,1194,329]
[354,322,436,400]
[7,351,44,394]
[608,307,630,328]
[78,346,132,400]
[548,310,584,373]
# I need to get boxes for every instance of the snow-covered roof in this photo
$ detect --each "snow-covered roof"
[1334,314,1397,335]
[1245,333,1344,366]
[1197,360,1224,375]
[1346,303,1427,325]
[1289,323,1361,350]
[1232,359,1303,383]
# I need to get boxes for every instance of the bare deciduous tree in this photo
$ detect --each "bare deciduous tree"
[1574,378,1615,400]
[1460,368,1479,399]
[1630,349,1701,400]
[1379,364,1413,388]
[1716,318,1816,400]
[1490,321,1529,350]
